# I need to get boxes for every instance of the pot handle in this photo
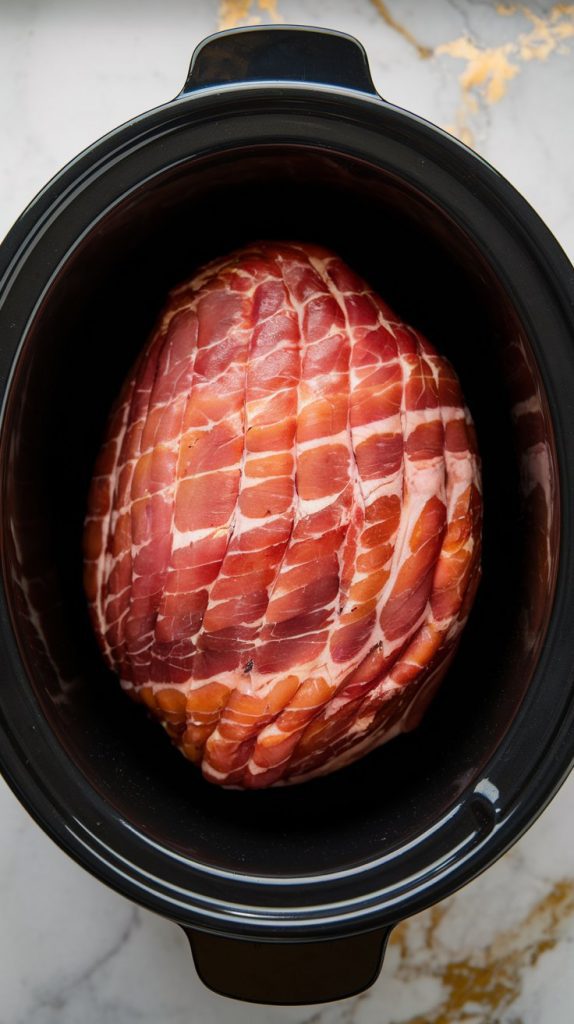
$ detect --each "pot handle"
[180,25,379,97]
[184,926,391,1005]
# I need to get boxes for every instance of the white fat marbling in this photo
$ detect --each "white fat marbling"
[1,2,574,1021]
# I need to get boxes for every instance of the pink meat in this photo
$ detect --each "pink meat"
[84,242,482,787]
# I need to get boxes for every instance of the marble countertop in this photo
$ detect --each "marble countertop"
[1,1,574,1021]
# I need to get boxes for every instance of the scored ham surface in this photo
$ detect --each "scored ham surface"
[84,242,482,788]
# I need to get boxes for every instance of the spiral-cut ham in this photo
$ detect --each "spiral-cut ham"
[84,242,482,788]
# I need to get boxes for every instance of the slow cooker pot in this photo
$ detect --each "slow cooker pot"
[1,25,574,1006]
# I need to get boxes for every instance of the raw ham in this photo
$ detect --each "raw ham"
[84,242,482,787]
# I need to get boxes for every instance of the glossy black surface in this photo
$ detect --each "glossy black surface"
[184,24,377,94]
[0,144,559,878]
[187,928,390,1004]
[0,24,573,1006]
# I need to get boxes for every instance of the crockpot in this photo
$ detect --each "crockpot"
[1,24,574,1006]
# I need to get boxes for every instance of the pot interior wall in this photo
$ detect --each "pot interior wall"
[2,147,558,877]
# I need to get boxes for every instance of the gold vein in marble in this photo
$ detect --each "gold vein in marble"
[387,878,574,1024]
[369,0,432,59]
[499,3,574,60]
[437,3,574,147]
[436,36,519,104]
[218,0,282,30]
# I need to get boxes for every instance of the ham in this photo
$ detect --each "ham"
[84,242,482,788]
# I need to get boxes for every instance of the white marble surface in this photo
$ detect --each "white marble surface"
[1,1,574,1021]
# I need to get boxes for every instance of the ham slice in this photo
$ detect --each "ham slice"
[84,242,482,787]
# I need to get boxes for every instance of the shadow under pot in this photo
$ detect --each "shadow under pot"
[0,25,573,1006]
